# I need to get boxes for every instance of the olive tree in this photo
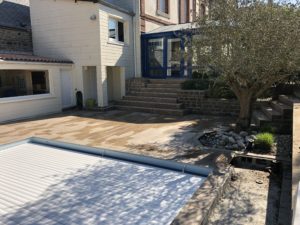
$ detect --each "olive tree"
[192,0,300,128]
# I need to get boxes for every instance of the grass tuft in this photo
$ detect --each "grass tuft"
[254,132,275,152]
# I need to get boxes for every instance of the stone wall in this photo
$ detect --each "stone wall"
[178,90,240,116]
[0,27,32,53]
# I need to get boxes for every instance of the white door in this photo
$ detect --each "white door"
[60,70,73,108]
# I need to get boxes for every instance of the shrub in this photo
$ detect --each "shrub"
[181,79,210,90]
[206,80,236,99]
[254,133,275,152]
[260,124,277,134]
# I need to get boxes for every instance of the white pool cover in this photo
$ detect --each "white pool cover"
[0,142,206,225]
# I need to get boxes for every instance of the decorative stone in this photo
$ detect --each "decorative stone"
[239,131,248,137]
[225,145,232,150]
[232,144,239,149]
[228,137,236,144]
[219,140,227,146]
[237,140,246,149]
[245,136,254,143]
[250,134,257,140]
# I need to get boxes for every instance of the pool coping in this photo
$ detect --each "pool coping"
[0,137,229,225]
[0,137,212,177]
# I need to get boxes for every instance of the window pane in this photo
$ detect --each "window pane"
[148,38,164,68]
[167,39,181,77]
[118,21,124,42]
[32,72,49,94]
[108,19,116,39]
[159,0,167,13]
[0,70,49,98]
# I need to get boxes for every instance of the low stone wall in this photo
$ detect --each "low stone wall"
[178,90,240,116]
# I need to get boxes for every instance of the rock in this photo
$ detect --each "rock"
[225,145,232,150]
[250,134,257,140]
[237,140,246,149]
[232,144,239,149]
[228,137,236,144]
[219,140,227,146]
[221,135,229,142]
[240,131,248,137]
[245,136,255,143]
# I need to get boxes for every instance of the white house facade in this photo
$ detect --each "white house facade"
[30,0,138,108]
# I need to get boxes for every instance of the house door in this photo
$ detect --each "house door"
[60,69,73,108]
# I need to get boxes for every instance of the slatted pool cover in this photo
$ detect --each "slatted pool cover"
[0,143,206,225]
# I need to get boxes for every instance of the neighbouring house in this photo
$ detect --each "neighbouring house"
[0,0,73,123]
[0,0,211,122]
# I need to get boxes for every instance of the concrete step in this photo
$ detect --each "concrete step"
[279,95,300,106]
[146,83,182,89]
[252,110,271,126]
[116,100,183,110]
[260,103,282,120]
[115,105,188,116]
[123,95,178,104]
[129,91,178,98]
[271,100,293,114]
[271,100,293,119]
[131,87,180,94]
[147,79,186,84]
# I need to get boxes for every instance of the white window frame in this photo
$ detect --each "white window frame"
[108,17,125,45]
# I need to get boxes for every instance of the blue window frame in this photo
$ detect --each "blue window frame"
[142,31,193,79]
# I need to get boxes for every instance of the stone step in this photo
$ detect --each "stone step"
[123,95,178,104]
[146,83,182,89]
[131,87,180,93]
[252,110,271,127]
[116,100,183,110]
[279,95,300,106]
[129,91,178,98]
[115,105,188,116]
[271,100,293,115]
[260,103,282,120]
[147,79,186,84]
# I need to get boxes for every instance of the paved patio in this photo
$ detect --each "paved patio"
[0,110,235,167]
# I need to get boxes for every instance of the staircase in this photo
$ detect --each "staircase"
[115,79,188,116]
[252,94,300,133]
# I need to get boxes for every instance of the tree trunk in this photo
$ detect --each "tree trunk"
[237,91,253,130]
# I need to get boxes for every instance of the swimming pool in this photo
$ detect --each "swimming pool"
[0,138,211,225]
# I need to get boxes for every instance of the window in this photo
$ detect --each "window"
[157,0,169,14]
[148,38,164,68]
[0,70,49,98]
[180,0,190,23]
[108,18,125,43]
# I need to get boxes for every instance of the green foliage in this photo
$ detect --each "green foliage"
[260,124,277,134]
[86,98,96,109]
[181,79,210,90]
[206,80,236,99]
[254,132,275,152]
